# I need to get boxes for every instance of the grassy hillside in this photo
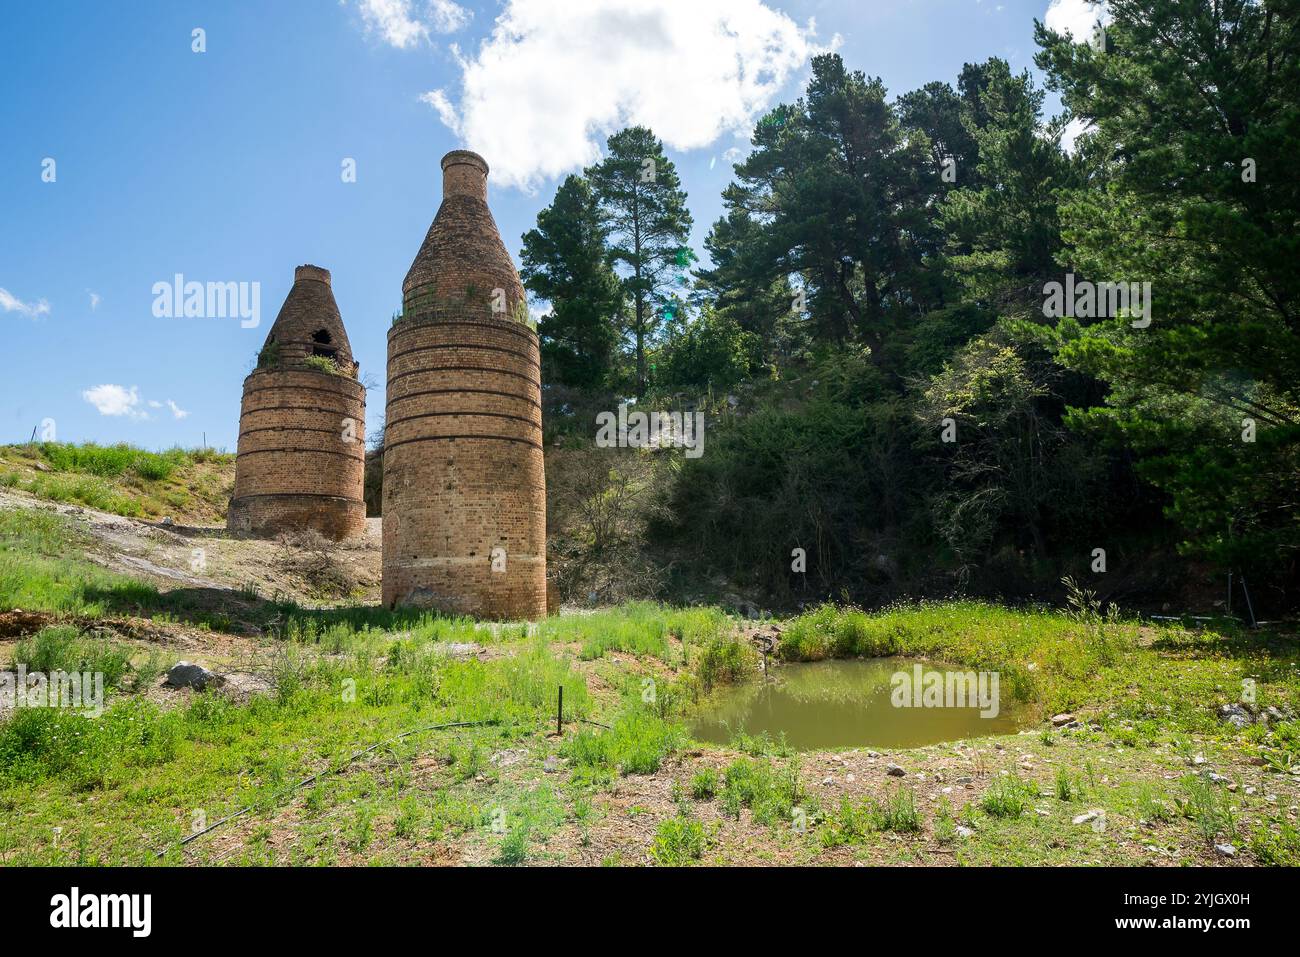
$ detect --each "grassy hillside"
[0,442,235,524]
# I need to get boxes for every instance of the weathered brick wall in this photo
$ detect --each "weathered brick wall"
[228,266,366,540]
[227,491,365,540]
[440,152,489,203]
[229,368,367,539]
[402,152,526,318]
[383,151,547,619]
[263,265,360,375]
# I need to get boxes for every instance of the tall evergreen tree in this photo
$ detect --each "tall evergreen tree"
[940,58,1076,316]
[696,207,796,368]
[722,54,935,368]
[897,79,982,196]
[586,127,694,398]
[520,174,624,391]
[1035,0,1300,573]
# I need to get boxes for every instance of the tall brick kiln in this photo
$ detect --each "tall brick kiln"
[382,150,547,618]
[228,264,367,540]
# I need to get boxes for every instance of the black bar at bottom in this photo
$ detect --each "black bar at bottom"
[0,865,1278,943]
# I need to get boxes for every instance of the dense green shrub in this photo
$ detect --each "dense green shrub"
[693,634,752,691]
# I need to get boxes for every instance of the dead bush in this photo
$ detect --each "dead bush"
[274,529,359,598]
[545,444,670,605]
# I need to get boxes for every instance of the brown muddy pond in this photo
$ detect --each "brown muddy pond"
[688,658,1027,751]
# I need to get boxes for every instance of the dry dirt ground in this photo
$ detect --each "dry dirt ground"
[0,486,382,606]
[0,485,380,686]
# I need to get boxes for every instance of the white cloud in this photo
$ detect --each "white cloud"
[1060,115,1092,153]
[88,290,101,310]
[355,0,469,48]
[83,384,148,419]
[428,0,470,33]
[424,0,832,191]
[419,88,460,129]
[86,387,187,420]
[1044,0,1109,42]
[0,286,51,318]
[361,0,428,48]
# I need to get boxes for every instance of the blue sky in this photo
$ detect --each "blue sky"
[0,0,1098,451]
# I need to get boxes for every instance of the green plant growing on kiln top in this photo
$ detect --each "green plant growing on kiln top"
[303,355,348,377]
[256,339,281,369]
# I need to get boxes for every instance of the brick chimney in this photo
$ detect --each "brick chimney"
[229,265,366,541]
[401,150,525,321]
[382,151,547,619]
[294,264,332,285]
[440,149,489,202]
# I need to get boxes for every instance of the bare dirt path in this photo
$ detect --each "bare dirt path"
[0,487,382,603]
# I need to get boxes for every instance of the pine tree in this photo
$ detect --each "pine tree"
[696,207,796,369]
[939,58,1076,316]
[520,174,624,391]
[1035,0,1300,567]
[722,54,936,368]
[586,127,694,398]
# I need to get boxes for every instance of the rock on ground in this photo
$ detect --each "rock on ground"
[164,661,224,691]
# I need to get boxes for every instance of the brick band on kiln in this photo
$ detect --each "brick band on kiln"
[382,150,548,619]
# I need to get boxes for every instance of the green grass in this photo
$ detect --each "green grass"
[818,787,921,847]
[0,506,250,631]
[0,614,596,862]
[0,508,601,863]
[872,786,921,833]
[494,821,530,864]
[1054,766,1081,802]
[980,774,1036,818]
[778,601,1113,706]
[1249,817,1300,866]
[690,768,718,800]
[693,633,752,691]
[0,507,514,635]
[649,813,709,865]
[489,782,566,865]
[35,443,191,480]
[564,709,686,777]
[1132,782,1176,824]
[0,443,234,522]
[933,796,957,843]
[718,755,806,826]
[776,601,1300,732]
[0,472,146,516]
[818,798,872,847]
[0,699,185,792]
[541,602,729,663]
[2,509,1298,867]
[1179,773,1238,846]
[0,509,162,617]
[13,626,133,690]
[1254,719,1300,775]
